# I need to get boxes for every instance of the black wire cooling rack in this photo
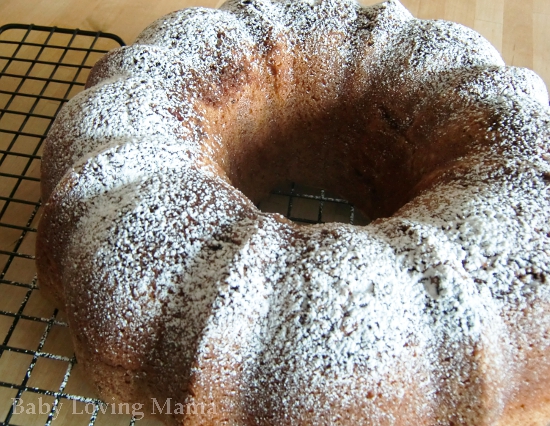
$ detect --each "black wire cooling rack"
[0,23,135,426]
[0,23,368,426]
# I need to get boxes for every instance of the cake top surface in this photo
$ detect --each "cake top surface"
[41,0,550,422]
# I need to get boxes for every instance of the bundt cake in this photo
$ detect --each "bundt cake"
[36,0,550,424]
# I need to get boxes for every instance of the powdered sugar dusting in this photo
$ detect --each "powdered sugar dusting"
[38,0,550,424]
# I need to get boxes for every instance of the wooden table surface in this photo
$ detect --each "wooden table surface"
[1,0,549,89]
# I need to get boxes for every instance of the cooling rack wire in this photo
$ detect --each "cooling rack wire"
[0,23,368,426]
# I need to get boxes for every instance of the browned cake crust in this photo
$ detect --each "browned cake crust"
[36,0,550,424]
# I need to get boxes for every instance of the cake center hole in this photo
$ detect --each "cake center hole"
[215,71,469,221]
[258,182,371,226]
